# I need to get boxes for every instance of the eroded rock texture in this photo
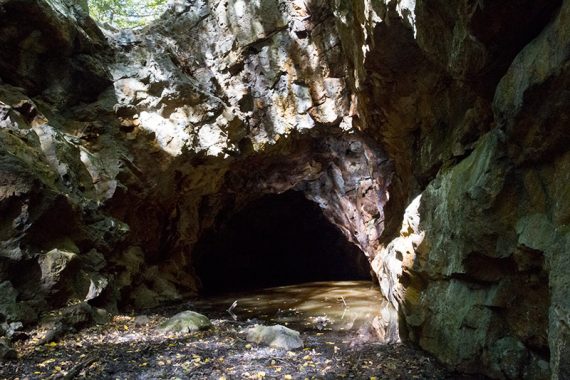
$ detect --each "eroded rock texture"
[0,0,568,378]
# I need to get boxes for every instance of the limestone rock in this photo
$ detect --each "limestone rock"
[493,0,570,164]
[415,0,561,86]
[246,325,304,350]
[39,249,77,294]
[0,0,110,103]
[489,337,530,380]
[0,322,23,339]
[0,337,17,361]
[0,281,37,324]
[159,311,212,334]
[130,285,161,310]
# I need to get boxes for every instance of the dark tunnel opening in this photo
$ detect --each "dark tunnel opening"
[194,190,372,295]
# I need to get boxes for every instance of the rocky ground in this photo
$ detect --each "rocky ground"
[0,303,470,380]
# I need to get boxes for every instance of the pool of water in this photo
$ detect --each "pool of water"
[191,281,384,333]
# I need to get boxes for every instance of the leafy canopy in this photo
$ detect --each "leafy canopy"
[88,0,169,28]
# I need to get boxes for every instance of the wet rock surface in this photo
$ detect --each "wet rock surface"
[0,0,568,378]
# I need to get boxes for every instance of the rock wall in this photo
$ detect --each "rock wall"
[0,0,568,378]
[335,1,568,378]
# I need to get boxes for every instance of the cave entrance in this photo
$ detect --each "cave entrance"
[194,190,371,295]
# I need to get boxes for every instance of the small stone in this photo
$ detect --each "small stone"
[159,311,211,334]
[134,315,150,326]
[246,325,304,350]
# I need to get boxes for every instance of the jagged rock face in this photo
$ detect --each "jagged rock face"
[336,1,568,378]
[0,0,569,378]
[0,0,390,325]
[0,0,111,104]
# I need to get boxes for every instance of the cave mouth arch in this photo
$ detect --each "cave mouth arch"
[193,190,372,295]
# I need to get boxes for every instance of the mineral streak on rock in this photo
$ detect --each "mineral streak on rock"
[0,0,568,378]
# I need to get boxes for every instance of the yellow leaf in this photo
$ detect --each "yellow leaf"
[303,355,311,360]
[124,325,129,331]
[39,358,56,367]
[284,375,293,380]
[245,344,252,349]
[370,377,378,380]
[47,342,58,347]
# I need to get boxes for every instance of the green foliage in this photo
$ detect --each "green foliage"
[88,0,169,28]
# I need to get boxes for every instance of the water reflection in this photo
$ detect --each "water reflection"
[192,281,382,332]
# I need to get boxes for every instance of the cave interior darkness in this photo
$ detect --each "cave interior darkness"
[194,190,372,295]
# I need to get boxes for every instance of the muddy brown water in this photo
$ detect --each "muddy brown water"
[191,281,384,334]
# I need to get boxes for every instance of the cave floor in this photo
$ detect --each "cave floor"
[1,282,469,379]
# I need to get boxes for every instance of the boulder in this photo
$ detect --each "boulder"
[159,311,211,334]
[39,249,78,294]
[246,325,303,350]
